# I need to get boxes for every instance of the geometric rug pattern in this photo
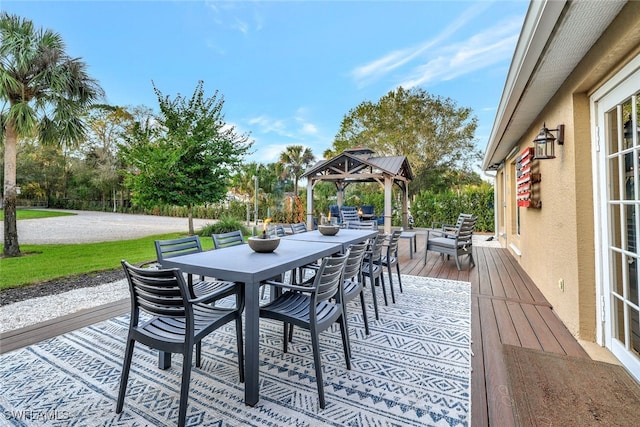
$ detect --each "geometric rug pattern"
[0,275,470,426]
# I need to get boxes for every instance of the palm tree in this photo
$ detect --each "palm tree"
[278,145,315,196]
[0,13,103,256]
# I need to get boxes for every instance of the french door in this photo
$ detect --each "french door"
[594,55,640,381]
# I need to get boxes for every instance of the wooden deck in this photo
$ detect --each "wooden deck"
[1,232,591,426]
[401,234,590,426]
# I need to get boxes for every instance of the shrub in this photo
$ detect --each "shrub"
[196,216,250,237]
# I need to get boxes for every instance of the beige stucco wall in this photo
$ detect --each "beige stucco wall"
[499,2,640,341]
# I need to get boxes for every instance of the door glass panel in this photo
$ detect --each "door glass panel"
[607,92,640,357]
[614,296,626,345]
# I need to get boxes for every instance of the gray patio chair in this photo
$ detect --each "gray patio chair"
[117,261,244,427]
[212,230,245,249]
[362,233,388,319]
[340,206,360,224]
[268,224,287,237]
[290,222,308,234]
[259,252,350,409]
[423,215,477,270]
[380,230,403,303]
[154,236,238,304]
[342,241,370,336]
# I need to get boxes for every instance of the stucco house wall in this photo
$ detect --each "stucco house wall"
[492,1,640,341]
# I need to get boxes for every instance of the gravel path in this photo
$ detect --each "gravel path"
[0,210,217,332]
[0,209,214,244]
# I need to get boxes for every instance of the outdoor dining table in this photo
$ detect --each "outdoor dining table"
[282,228,379,253]
[160,238,343,406]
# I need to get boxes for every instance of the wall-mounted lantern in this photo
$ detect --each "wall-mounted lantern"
[533,123,564,160]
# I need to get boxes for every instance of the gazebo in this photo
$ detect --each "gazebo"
[301,148,414,234]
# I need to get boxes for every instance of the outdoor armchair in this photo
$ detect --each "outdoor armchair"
[380,230,403,303]
[117,261,244,427]
[424,214,477,270]
[362,233,388,319]
[259,252,350,409]
[342,242,370,336]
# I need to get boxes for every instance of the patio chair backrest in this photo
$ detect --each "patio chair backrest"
[387,230,402,255]
[155,236,203,263]
[456,215,477,245]
[368,233,386,263]
[269,224,287,237]
[360,205,375,216]
[122,260,188,319]
[290,222,308,234]
[340,207,360,224]
[212,230,245,249]
[313,252,349,306]
[343,242,368,282]
[346,220,377,230]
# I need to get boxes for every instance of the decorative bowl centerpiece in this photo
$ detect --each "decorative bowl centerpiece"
[318,225,340,236]
[248,235,280,253]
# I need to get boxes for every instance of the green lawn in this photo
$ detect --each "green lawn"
[0,209,75,221]
[0,232,215,290]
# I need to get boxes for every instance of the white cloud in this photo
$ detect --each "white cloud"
[248,115,293,137]
[351,3,522,90]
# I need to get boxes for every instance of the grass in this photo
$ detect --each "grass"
[0,209,76,221]
[0,232,215,290]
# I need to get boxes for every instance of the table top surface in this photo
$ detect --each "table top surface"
[282,228,378,250]
[161,238,342,284]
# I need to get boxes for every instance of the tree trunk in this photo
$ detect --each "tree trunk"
[188,205,194,235]
[3,122,21,257]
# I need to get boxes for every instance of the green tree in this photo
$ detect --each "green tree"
[278,145,315,196]
[84,105,134,211]
[325,86,481,194]
[0,13,104,256]
[120,81,252,234]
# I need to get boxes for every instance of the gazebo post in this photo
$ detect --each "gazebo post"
[306,179,314,230]
[402,185,409,229]
[384,176,393,234]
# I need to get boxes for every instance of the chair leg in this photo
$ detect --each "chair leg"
[367,273,380,320]
[379,272,389,306]
[339,315,352,370]
[283,322,289,353]
[387,264,396,304]
[116,337,136,413]
[177,346,193,427]
[469,250,476,268]
[455,254,462,271]
[396,263,403,293]
[310,329,326,409]
[359,291,370,335]
[195,341,202,368]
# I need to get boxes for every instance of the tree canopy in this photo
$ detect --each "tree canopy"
[119,81,252,233]
[324,86,482,193]
[278,145,315,196]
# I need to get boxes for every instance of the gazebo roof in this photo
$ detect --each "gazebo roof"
[301,148,414,183]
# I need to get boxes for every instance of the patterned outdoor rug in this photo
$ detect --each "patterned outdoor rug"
[0,275,471,426]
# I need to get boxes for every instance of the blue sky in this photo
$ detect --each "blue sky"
[4,0,529,165]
